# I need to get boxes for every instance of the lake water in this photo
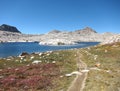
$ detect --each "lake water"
[0,42,99,58]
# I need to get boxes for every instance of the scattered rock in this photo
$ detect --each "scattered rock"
[30,56,34,59]
[65,71,82,77]
[95,62,101,67]
[94,55,98,60]
[105,50,108,53]
[81,69,90,72]
[60,75,64,78]
[32,60,42,64]
[0,76,4,79]
[52,61,56,63]
[20,52,29,57]
[90,67,101,71]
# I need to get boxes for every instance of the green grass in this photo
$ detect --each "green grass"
[79,43,120,91]
[0,50,77,91]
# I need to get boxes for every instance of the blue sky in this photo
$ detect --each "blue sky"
[0,0,120,34]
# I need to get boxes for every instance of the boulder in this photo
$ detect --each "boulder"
[20,52,29,56]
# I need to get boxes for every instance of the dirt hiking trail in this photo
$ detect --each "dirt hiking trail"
[67,51,88,91]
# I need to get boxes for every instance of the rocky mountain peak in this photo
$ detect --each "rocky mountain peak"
[75,27,97,35]
[83,27,97,33]
[48,30,61,34]
[0,24,21,33]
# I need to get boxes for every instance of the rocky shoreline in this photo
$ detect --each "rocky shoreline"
[0,24,118,45]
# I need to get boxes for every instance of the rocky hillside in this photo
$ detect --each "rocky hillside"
[0,24,21,33]
[101,34,120,45]
[0,24,118,45]
[39,27,116,45]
